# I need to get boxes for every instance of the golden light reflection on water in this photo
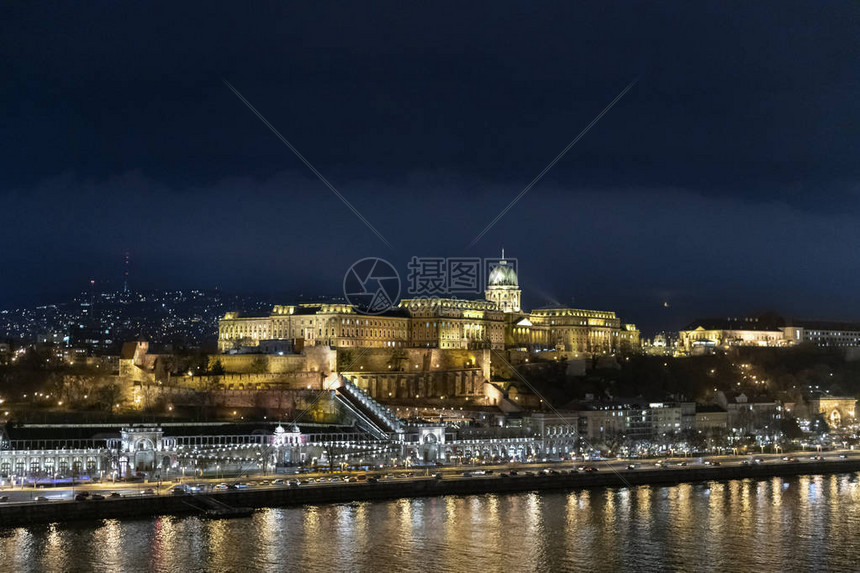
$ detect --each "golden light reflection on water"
[564,490,582,529]
[770,477,783,507]
[303,504,321,537]
[635,485,652,515]
[5,527,35,573]
[99,518,125,571]
[6,475,860,572]
[518,493,545,568]
[150,516,174,570]
[39,523,68,572]
[258,508,283,568]
[602,488,616,524]
[204,519,232,572]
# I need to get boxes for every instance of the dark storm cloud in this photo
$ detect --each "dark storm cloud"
[1,1,858,330]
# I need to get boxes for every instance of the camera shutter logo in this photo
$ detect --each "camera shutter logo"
[343,257,401,314]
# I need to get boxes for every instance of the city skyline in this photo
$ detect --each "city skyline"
[3,3,860,566]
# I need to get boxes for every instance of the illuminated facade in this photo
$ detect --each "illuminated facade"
[509,308,639,354]
[218,256,639,354]
[680,317,860,353]
[483,255,521,313]
[783,322,860,348]
[808,396,856,429]
[219,304,410,351]
[679,318,787,353]
[399,298,505,350]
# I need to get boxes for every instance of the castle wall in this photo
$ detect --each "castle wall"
[151,386,342,421]
[175,372,325,391]
[208,345,336,375]
[342,368,486,400]
[336,347,491,380]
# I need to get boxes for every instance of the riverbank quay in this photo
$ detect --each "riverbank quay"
[2,459,860,528]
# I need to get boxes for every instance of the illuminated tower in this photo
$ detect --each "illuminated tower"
[484,249,521,313]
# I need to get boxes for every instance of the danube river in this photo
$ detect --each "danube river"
[1,473,859,572]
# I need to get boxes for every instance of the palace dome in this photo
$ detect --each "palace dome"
[488,261,518,287]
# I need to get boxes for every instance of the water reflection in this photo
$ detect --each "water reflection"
[3,475,860,572]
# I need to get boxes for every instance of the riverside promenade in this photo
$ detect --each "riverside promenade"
[2,457,860,528]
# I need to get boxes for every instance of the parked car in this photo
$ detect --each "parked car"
[272,479,285,485]
[0,496,8,502]
[91,494,105,501]
[75,493,89,501]
[108,492,122,498]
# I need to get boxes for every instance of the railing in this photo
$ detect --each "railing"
[331,393,390,441]
[337,377,404,433]
[173,434,269,447]
[1,439,109,451]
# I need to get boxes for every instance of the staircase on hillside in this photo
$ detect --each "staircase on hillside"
[331,375,404,440]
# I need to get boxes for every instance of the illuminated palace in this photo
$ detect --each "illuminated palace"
[218,256,639,355]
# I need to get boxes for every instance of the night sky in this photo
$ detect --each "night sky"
[2,2,859,333]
